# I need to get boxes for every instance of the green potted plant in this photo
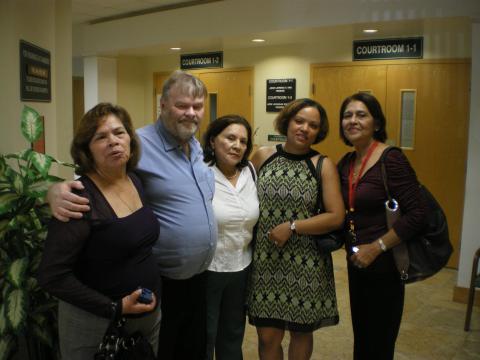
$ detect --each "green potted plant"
[0,106,74,360]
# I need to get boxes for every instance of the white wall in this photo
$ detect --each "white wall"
[457,21,480,288]
[0,0,73,179]
[83,56,117,112]
[117,57,147,129]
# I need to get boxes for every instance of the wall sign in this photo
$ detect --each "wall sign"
[268,134,287,142]
[266,78,296,112]
[180,52,223,70]
[20,40,51,102]
[353,37,423,61]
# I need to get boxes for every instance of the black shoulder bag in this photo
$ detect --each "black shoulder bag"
[313,155,345,253]
[380,147,453,283]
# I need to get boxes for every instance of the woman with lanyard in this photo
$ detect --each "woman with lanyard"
[337,92,427,360]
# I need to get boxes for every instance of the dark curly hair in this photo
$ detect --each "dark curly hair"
[339,92,388,146]
[274,98,329,144]
[71,103,140,175]
[203,115,253,169]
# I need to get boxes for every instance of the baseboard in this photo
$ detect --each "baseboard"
[453,286,480,306]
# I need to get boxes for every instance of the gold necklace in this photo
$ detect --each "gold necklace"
[224,169,239,180]
[96,171,136,212]
[112,188,136,212]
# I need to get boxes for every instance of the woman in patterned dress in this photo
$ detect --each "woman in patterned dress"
[247,98,345,359]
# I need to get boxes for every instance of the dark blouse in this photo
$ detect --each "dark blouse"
[338,148,427,272]
[37,173,160,319]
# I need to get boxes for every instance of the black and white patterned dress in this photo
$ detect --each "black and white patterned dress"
[247,145,339,332]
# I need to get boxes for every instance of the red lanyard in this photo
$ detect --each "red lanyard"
[348,141,379,212]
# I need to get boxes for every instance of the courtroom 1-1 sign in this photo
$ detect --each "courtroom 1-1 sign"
[353,37,423,61]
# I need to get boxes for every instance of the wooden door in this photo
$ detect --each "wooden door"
[196,68,253,141]
[386,62,470,268]
[153,72,170,122]
[153,69,253,143]
[310,64,387,163]
[72,76,84,133]
[310,60,470,268]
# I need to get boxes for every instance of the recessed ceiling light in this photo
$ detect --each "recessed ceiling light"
[252,38,265,43]
[170,47,181,50]
[363,29,378,33]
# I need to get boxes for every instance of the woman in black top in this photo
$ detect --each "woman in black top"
[37,103,161,359]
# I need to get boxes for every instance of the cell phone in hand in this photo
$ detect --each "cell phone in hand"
[137,288,153,304]
[352,246,359,253]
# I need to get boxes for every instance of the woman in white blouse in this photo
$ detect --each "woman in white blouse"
[203,115,259,360]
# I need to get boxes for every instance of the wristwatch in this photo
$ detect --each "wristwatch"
[378,238,387,252]
[289,220,296,233]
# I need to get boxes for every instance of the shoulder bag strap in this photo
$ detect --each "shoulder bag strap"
[380,146,410,281]
[315,155,326,214]
[379,146,402,203]
[247,161,256,182]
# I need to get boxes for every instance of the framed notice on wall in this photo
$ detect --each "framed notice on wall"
[20,40,51,102]
[266,79,296,112]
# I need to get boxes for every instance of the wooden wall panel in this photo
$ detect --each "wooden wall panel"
[311,60,470,268]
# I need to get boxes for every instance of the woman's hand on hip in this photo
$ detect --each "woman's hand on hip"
[121,289,157,315]
[268,222,292,248]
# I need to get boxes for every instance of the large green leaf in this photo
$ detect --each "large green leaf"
[26,178,59,198]
[0,156,6,172]
[12,173,24,195]
[19,148,32,161]
[0,180,13,192]
[1,282,10,300]
[0,192,20,215]
[5,288,27,332]
[0,219,9,240]
[28,208,42,230]
[51,157,75,168]
[32,322,54,348]
[21,106,42,143]
[0,335,15,360]
[26,276,39,292]
[30,152,52,177]
[7,258,28,288]
[0,304,7,335]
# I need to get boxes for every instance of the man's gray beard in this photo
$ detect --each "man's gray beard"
[162,115,198,142]
[175,123,198,142]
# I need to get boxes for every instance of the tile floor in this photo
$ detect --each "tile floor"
[242,251,480,359]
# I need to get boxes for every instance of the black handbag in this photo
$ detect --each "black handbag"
[94,317,156,360]
[380,147,453,283]
[313,155,345,253]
